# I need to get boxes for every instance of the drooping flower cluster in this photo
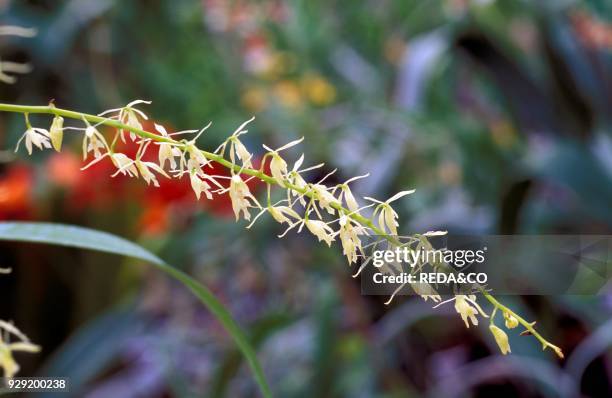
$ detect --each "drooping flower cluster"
[8,100,564,358]
[0,270,40,378]
[0,320,40,378]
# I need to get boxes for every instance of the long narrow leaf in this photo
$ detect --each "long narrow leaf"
[0,222,272,398]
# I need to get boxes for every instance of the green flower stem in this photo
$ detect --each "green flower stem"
[0,103,561,356]
[481,290,563,356]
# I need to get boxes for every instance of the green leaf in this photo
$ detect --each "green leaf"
[0,222,163,265]
[0,222,272,398]
[210,312,294,398]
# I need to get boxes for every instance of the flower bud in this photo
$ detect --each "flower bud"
[49,115,64,151]
[489,324,511,355]
[504,312,519,329]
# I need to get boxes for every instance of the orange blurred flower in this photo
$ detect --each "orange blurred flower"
[139,199,170,236]
[0,165,33,220]
[47,152,82,188]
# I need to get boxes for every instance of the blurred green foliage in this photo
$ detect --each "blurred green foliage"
[1,0,612,396]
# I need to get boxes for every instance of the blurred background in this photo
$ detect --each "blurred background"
[1,0,612,396]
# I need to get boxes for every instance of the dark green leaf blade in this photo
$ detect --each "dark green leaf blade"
[0,222,163,265]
